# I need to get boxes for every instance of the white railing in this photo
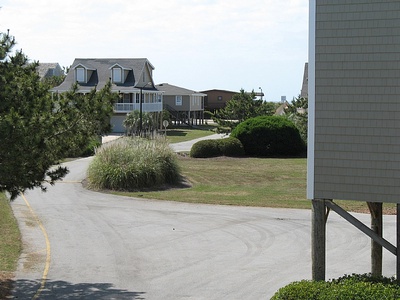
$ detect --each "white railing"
[114,102,163,113]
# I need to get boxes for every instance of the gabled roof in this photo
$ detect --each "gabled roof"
[156,83,206,96]
[37,63,63,79]
[108,63,132,71]
[52,58,155,92]
[200,89,238,94]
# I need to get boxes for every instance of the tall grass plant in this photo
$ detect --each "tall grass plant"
[88,137,181,190]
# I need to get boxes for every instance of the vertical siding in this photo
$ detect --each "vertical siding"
[313,0,400,202]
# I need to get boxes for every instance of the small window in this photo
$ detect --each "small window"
[176,95,182,106]
[76,67,85,82]
[218,96,223,101]
[123,94,131,103]
[113,68,122,83]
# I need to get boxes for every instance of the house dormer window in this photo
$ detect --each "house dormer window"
[110,64,131,84]
[112,68,122,83]
[76,67,85,83]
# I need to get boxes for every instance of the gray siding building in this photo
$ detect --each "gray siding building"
[308,0,400,203]
[156,83,205,126]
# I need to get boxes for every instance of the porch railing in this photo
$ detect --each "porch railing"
[114,102,163,113]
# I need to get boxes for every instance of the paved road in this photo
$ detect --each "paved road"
[102,133,228,153]
[169,133,228,152]
[11,157,397,299]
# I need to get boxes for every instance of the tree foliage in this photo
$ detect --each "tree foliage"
[0,31,117,199]
[212,89,276,131]
[284,96,308,144]
[231,116,305,157]
[123,110,157,137]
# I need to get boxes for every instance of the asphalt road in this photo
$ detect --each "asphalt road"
[11,157,397,299]
[169,133,228,152]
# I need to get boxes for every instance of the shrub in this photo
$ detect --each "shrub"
[190,139,221,158]
[87,137,181,190]
[80,136,102,157]
[271,274,400,300]
[190,137,245,158]
[231,115,305,157]
[271,280,327,300]
[203,110,213,120]
[218,137,245,157]
[64,135,102,158]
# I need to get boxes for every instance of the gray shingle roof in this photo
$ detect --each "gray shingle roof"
[52,58,155,92]
[38,63,63,79]
[156,83,206,96]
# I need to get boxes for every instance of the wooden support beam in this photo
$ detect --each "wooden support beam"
[325,201,396,255]
[397,204,400,281]
[312,199,326,281]
[367,202,382,276]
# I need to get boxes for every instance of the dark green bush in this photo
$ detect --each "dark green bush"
[190,137,244,158]
[64,135,102,158]
[80,136,102,157]
[203,110,213,119]
[218,137,245,157]
[231,115,305,157]
[271,274,400,300]
[271,280,328,300]
[190,139,221,158]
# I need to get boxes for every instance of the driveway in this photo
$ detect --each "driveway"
[169,133,228,152]
[11,158,397,299]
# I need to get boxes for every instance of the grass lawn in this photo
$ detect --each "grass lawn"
[114,156,397,214]
[0,193,21,298]
[165,124,217,144]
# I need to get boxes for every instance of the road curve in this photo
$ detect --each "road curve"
[11,157,397,299]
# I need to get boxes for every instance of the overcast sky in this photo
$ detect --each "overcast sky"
[0,0,308,102]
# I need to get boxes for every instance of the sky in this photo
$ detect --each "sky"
[0,0,308,102]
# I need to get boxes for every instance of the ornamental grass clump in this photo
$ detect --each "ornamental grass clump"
[87,137,181,190]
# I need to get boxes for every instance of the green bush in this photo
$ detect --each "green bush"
[203,110,213,120]
[190,139,221,158]
[80,136,102,157]
[63,135,101,158]
[230,115,305,157]
[271,274,400,300]
[87,137,181,190]
[190,137,244,158]
[218,137,245,157]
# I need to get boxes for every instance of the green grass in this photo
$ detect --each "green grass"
[166,125,217,143]
[0,193,21,271]
[0,192,21,298]
[116,157,309,208]
[114,156,396,214]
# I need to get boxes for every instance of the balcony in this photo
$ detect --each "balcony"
[114,102,163,113]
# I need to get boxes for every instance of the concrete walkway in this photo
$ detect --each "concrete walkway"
[101,133,228,153]
[169,133,228,152]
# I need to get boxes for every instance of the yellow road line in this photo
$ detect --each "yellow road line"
[21,194,51,300]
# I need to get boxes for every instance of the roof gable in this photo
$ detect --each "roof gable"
[156,83,206,96]
[52,58,154,92]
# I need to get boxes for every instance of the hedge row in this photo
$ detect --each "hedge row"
[190,137,245,158]
[271,273,400,300]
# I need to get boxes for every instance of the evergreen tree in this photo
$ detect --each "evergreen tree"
[212,89,276,131]
[0,31,117,199]
[284,96,308,144]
